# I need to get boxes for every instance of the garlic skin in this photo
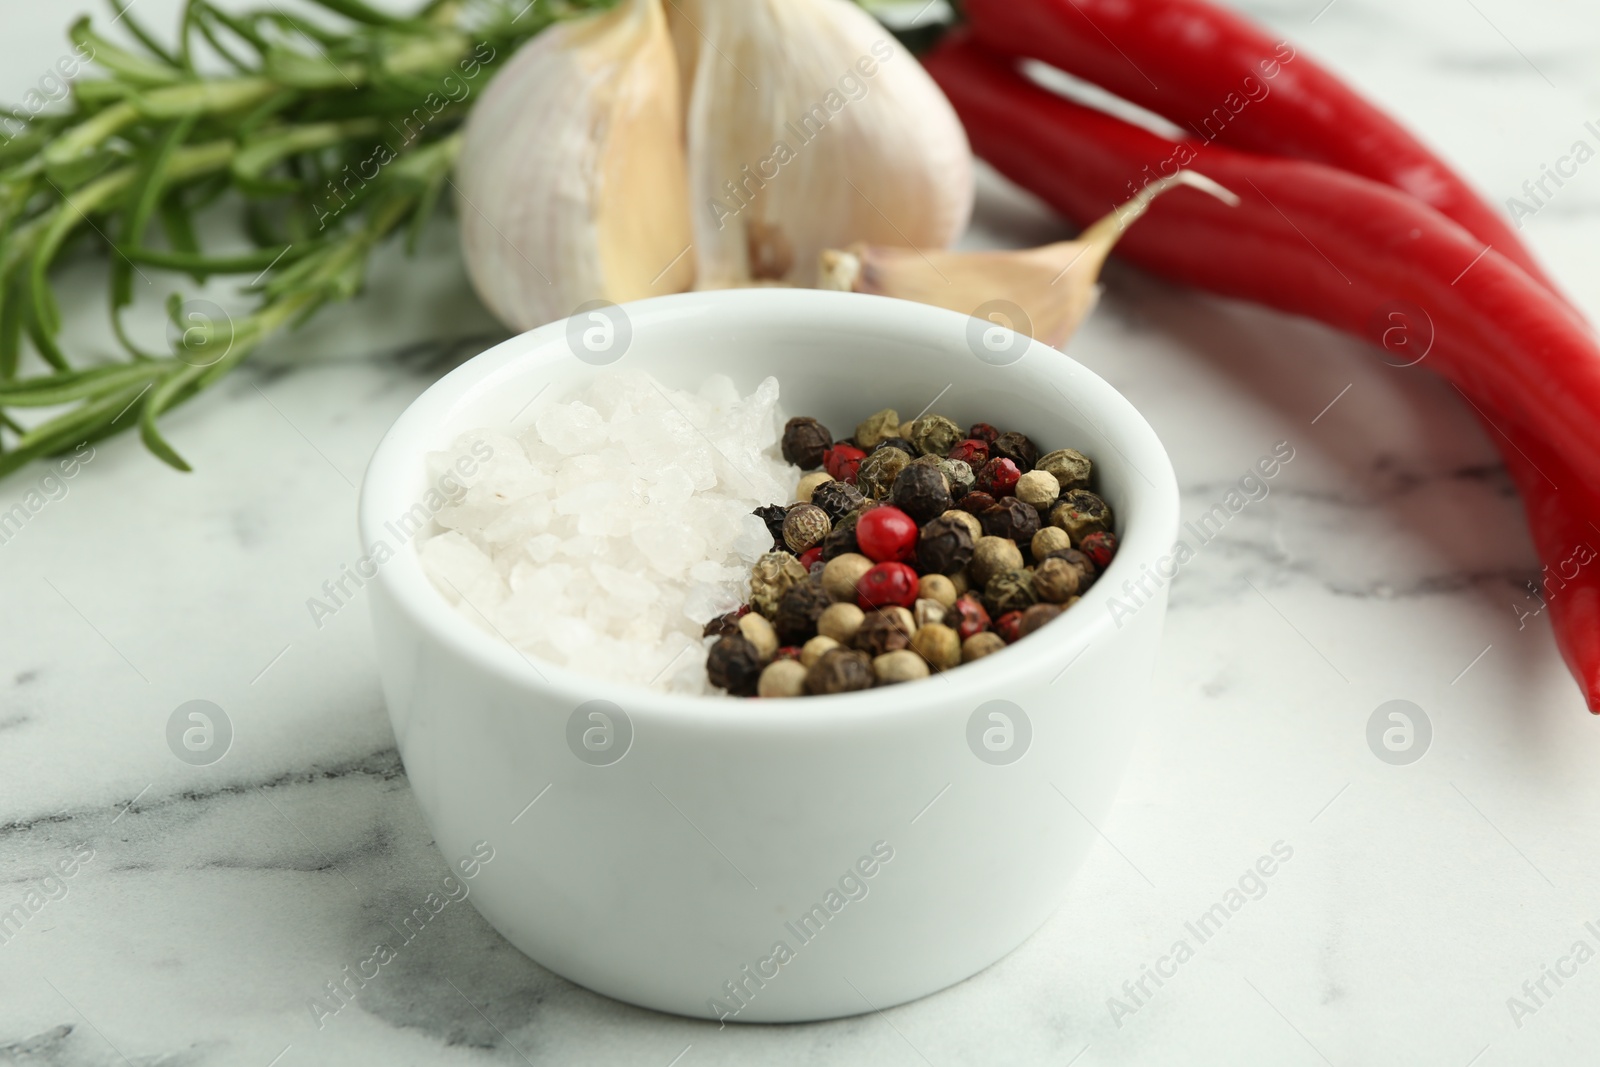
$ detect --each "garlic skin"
[669,0,973,288]
[455,0,694,331]
[821,172,1238,346]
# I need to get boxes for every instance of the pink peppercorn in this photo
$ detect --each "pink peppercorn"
[950,595,992,640]
[855,505,919,563]
[858,562,920,610]
[976,457,1021,497]
[1077,530,1118,569]
[823,444,867,484]
[947,438,990,469]
[995,610,1024,643]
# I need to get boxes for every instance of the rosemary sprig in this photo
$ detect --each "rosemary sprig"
[0,0,610,480]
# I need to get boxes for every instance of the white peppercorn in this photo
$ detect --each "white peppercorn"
[917,573,957,609]
[1037,448,1092,491]
[795,471,834,503]
[962,632,1006,662]
[758,659,808,698]
[801,635,840,667]
[874,649,930,684]
[737,613,778,661]
[1015,469,1059,511]
[913,597,947,630]
[817,602,866,644]
[911,623,961,671]
[1032,527,1072,559]
[821,552,873,602]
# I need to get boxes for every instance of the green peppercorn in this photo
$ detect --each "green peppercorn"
[1032,556,1082,603]
[940,457,975,500]
[1041,547,1099,589]
[1050,489,1112,540]
[707,635,764,696]
[892,462,953,525]
[749,551,808,619]
[805,648,875,695]
[1037,448,1092,491]
[876,435,918,455]
[911,622,961,671]
[906,414,962,458]
[810,480,866,523]
[782,503,832,553]
[856,446,910,500]
[855,408,901,451]
[782,416,834,469]
[984,568,1038,615]
[962,632,1007,662]
[775,580,834,645]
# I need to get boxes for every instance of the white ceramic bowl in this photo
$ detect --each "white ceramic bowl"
[360,288,1177,1022]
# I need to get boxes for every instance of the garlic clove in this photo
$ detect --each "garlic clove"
[456,0,694,331]
[668,0,974,289]
[820,171,1237,346]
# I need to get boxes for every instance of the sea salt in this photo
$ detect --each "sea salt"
[418,370,800,694]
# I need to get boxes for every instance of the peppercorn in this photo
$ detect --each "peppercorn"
[856,505,919,563]
[810,480,866,523]
[958,490,997,516]
[875,435,918,455]
[752,504,790,552]
[942,508,984,542]
[817,601,866,644]
[911,623,961,671]
[1050,489,1112,540]
[994,611,1024,644]
[981,497,1041,545]
[947,439,989,469]
[1041,547,1099,589]
[962,632,1007,662]
[854,608,915,656]
[821,552,873,602]
[1017,603,1063,637]
[782,503,832,553]
[1033,556,1082,603]
[916,513,976,575]
[855,408,901,450]
[967,422,999,445]
[906,414,962,457]
[775,580,834,645]
[707,635,763,696]
[795,471,834,503]
[774,646,802,661]
[874,649,930,684]
[856,446,910,500]
[913,597,947,630]
[799,547,823,570]
[820,508,864,560]
[940,457,976,500]
[1031,527,1072,559]
[782,416,834,469]
[1078,530,1119,569]
[806,648,875,695]
[949,570,970,596]
[1037,448,1092,491]
[969,535,1024,587]
[985,568,1038,616]
[949,594,991,639]
[703,609,743,639]
[858,561,920,610]
[823,443,867,484]
[991,431,1038,471]
[976,457,1021,497]
[1014,470,1059,511]
[758,658,808,698]
[801,634,840,667]
[917,573,958,609]
[737,613,778,661]
[891,463,953,526]
[749,551,809,619]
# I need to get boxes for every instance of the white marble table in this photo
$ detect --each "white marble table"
[3,1,1599,1063]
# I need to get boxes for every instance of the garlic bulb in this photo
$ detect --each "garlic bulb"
[821,171,1238,346]
[455,0,693,331]
[668,0,973,288]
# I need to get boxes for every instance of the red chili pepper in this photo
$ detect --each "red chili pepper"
[959,0,1565,300]
[923,35,1600,710]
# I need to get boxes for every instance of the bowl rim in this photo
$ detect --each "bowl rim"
[358,288,1179,729]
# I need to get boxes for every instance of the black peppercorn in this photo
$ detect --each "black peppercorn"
[781,417,834,469]
[703,610,744,639]
[875,435,917,455]
[707,635,764,696]
[1017,602,1062,637]
[891,463,953,525]
[810,480,866,524]
[981,496,1041,545]
[820,508,864,560]
[967,422,999,445]
[775,580,834,645]
[854,608,915,657]
[958,490,997,515]
[984,568,1039,616]
[916,514,976,575]
[992,431,1038,471]
[805,648,875,695]
[1041,547,1098,589]
[856,446,910,500]
[752,503,791,553]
